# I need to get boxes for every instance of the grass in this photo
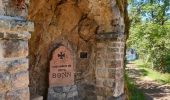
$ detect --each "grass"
[165,54,170,73]
[125,59,170,100]
[125,73,145,100]
[133,60,170,84]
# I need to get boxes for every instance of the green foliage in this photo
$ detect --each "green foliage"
[127,0,170,72]
[134,60,170,84]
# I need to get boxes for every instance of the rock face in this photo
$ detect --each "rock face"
[28,0,128,99]
[0,0,128,100]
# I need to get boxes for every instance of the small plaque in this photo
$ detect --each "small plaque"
[80,52,88,58]
[49,46,74,87]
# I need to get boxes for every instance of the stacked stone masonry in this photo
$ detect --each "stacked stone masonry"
[0,16,33,100]
[96,33,125,100]
[48,85,78,100]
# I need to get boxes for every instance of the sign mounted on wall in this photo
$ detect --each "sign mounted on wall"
[49,46,74,87]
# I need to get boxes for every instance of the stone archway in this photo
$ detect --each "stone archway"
[0,0,128,100]
[28,0,128,99]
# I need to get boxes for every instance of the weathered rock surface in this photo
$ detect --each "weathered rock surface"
[28,0,128,99]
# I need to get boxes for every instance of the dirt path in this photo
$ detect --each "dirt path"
[126,63,170,100]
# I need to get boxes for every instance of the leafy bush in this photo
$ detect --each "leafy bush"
[127,0,170,72]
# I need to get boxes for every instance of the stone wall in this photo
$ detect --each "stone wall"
[96,33,125,100]
[0,0,34,100]
[0,16,33,100]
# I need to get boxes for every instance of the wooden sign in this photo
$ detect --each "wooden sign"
[49,46,74,87]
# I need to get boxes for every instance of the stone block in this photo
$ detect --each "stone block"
[7,58,29,74]
[5,33,19,39]
[103,79,115,88]
[106,96,115,100]
[97,88,113,98]
[121,60,124,68]
[120,48,124,53]
[31,95,43,100]
[10,20,33,32]
[0,16,34,32]
[109,42,121,47]
[48,85,78,100]
[1,0,28,17]
[107,47,119,53]
[105,87,113,96]
[106,60,121,68]
[52,87,63,93]
[0,73,11,94]
[0,58,28,74]
[0,40,28,58]
[49,85,77,93]
[114,78,124,97]
[0,32,4,38]
[121,53,124,59]
[96,51,107,60]
[63,85,77,93]
[97,96,104,100]
[11,71,29,90]
[5,31,31,40]
[83,84,95,91]
[96,87,106,96]
[67,97,73,100]
[0,93,5,100]
[48,92,66,100]
[0,70,29,93]
[115,69,124,80]
[67,91,78,98]
[96,68,107,78]
[96,79,104,87]
[0,31,31,40]
[84,95,97,100]
[96,47,106,54]
[108,68,116,79]
[96,42,105,48]
[96,59,105,68]
[109,42,125,48]
[77,83,96,99]
[74,95,79,100]
[107,53,120,59]
[0,19,10,30]
[120,43,125,48]
[96,32,121,40]
[116,35,125,42]
[6,88,30,100]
